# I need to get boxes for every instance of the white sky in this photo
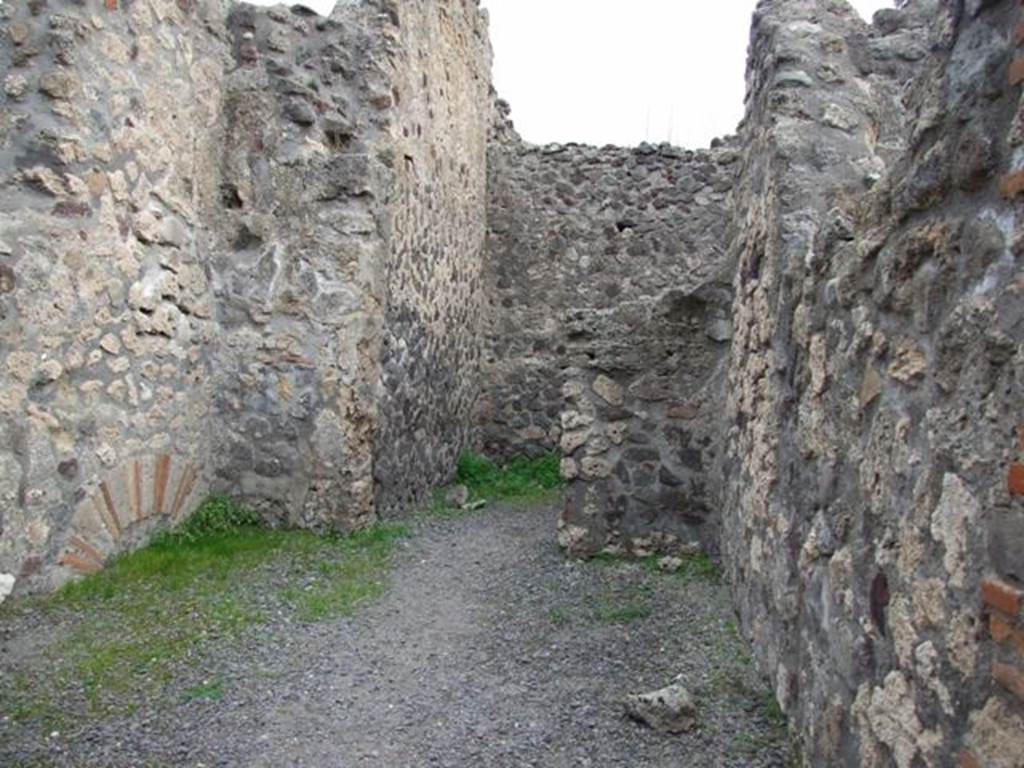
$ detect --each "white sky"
[248,0,893,147]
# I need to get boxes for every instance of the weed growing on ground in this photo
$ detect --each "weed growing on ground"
[455,450,563,503]
[588,551,722,586]
[594,599,653,624]
[182,679,224,703]
[6,497,409,727]
[547,606,571,626]
[699,618,793,760]
[281,524,410,621]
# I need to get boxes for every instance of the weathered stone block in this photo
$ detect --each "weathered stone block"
[38,70,79,100]
[982,578,1023,616]
[592,374,624,406]
[1010,58,1024,88]
[999,170,1024,199]
[993,662,1024,703]
[1008,462,1024,497]
[580,457,612,479]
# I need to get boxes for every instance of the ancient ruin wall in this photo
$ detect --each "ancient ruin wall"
[207,0,493,526]
[481,140,738,458]
[482,139,739,557]
[206,1,393,531]
[557,284,735,559]
[0,0,231,594]
[0,0,496,593]
[374,0,492,516]
[722,0,1024,764]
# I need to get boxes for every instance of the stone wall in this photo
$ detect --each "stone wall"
[557,285,733,559]
[0,0,230,593]
[0,0,495,594]
[721,0,1024,764]
[374,0,492,516]
[206,1,392,531]
[481,140,738,459]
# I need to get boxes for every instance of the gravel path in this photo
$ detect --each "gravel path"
[1,501,792,767]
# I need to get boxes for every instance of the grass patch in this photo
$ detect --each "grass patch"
[7,497,408,725]
[182,679,224,703]
[547,607,571,626]
[732,690,792,758]
[706,618,793,762]
[281,524,410,621]
[595,601,652,624]
[455,450,563,503]
[594,583,654,625]
[588,551,721,586]
[674,552,721,585]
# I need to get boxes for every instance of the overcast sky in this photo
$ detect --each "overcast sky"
[248,0,892,147]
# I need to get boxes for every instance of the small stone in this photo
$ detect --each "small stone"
[0,265,16,294]
[86,170,107,197]
[859,366,882,408]
[888,343,927,384]
[592,374,624,406]
[705,319,733,342]
[36,359,63,383]
[444,484,469,509]
[560,457,578,481]
[57,459,79,479]
[560,428,590,455]
[772,69,814,89]
[100,334,122,355]
[96,443,117,467]
[561,410,593,431]
[561,380,585,400]
[39,70,80,100]
[667,404,699,420]
[657,556,683,573]
[607,421,628,445]
[624,679,697,734]
[557,521,589,552]
[0,573,14,604]
[580,457,612,479]
[285,99,317,126]
[822,103,859,133]
[4,74,28,99]
[8,23,30,46]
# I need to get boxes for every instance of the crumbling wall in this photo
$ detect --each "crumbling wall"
[0,0,230,594]
[557,285,733,559]
[4,3,1023,765]
[0,0,496,594]
[482,139,738,557]
[206,0,493,526]
[207,1,393,531]
[722,0,1024,764]
[481,140,738,459]
[373,0,492,516]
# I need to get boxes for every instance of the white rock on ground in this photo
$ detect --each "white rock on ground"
[0,573,15,604]
[624,678,698,734]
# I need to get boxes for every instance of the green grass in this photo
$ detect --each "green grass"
[454,450,563,503]
[547,606,571,626]
[182,679,224,703]
[281,524,410,621]
[595,600,652,624]
[589,551,721,586]
[732,690,792,758]
[593,581,655,625]
[7,496,408,723]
